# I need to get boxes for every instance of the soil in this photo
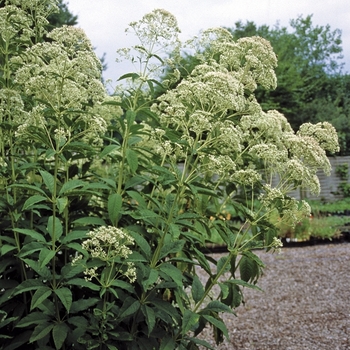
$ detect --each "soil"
[198,242,350,349]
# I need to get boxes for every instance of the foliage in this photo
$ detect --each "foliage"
[308,198,350,216]
[0,3,340,349]
[276,215,348,241]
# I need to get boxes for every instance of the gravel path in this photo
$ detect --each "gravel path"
[199,242,350,349]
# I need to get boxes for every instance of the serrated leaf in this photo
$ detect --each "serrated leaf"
[58,179,84,196]
[128,229,151,260]
[13,279,45,296]
[119,299,140,319]
[54,287,72,312]
[159,240,185,260]
[239,254,259,283]
[159,335,176,350]
[70,299,99,313]
[39,248,55,268]
[202,314,229,340]
[61,230,86,244]
[110,279,136,293]
[30,287,52,311]
[192,275,204,304]
[9,183,46,195]
[0,244,17,255]
[108,193,122,226]
[29,322,54,343]
[99,144,121,158]
[126,149,138,173]
[13,228,47,243]
[56,197,68,214]
[72,217,106,226]
[16,312,49,328]
[22,195,47,211]
[158,263,183,287]
[182,309,199,335]
[22,258,52,279]
[202,300,233,314]
[68,278,100,291]
[47,216,63,240]
[61,263,84,280]
[141,268,158,292]
[39,170,55,195]
[141,305,155,335]
[52,322,69,349]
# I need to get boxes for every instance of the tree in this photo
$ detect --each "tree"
[224,15,350,154]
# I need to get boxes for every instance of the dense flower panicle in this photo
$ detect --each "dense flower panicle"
[82,226,135,261]
[0,5,32,41]
[297,122,340,154]
[12,26,108,147]
[116,9,181,87]
[76,226,137,283]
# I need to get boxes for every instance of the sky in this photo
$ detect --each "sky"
[67,0,350,85]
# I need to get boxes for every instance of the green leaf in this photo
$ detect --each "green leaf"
[0,244,17,255]
[141,268,158,292]
[118,73,140,81]
[22,259,52,279]
[22,195,47,211]
[187,337,215,350]
[158,263,183,287]
[119,299,140,319]
[47,216,63,240]
[159,336,176,350]
[17,242,45,258]
[70,299,99,313]
[54,287,72,312]
[52,322,69,349]
[159,240,185,260]
[99,144,121,158]
[13,279,45,296]
[56,197,68,214]
[192,275,204,304]
[126,149,138,173]
[16,312,49,328]
[68,278,100,291]
[39,170,55,194]
[125,109,136,127]
[225,279,262,291]
[39,248,55,268]
[110,279,136,294]
[30,287,52,311]
[72,217,106,226]
[29,322,54,343]
[9,184,46,196]
[202,300,233,314]
[59,179,84,196]
[126,190,147,208]
[202,314,229,340]
[61,230,86,244]
[13,228,47,243]
[128,229,151,260]
[141,305,155,335]
[239,254,261,283]
[182,309,199,335]
[61,263,84,279]
[108,193,122,226]
[217,256,230,275]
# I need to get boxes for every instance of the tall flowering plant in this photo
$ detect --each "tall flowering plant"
[0,4,339,350]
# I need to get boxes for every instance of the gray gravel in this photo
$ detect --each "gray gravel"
[198,242,350,349]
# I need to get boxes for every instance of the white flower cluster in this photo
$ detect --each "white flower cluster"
[12,26,108,147]
[77,226,136,283]
[0,5,33,44]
